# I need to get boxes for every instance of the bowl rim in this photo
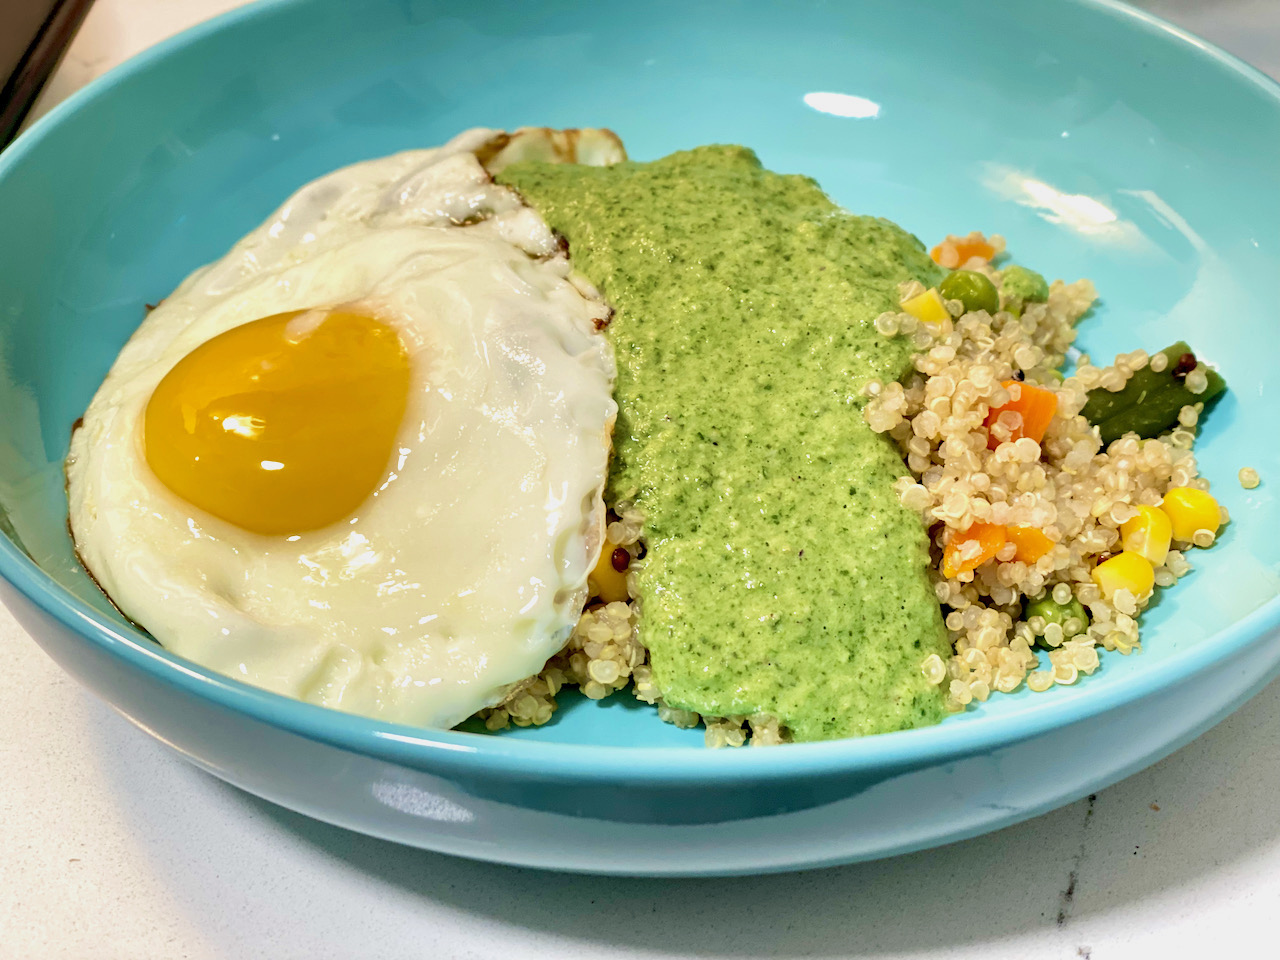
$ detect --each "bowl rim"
[2,0,1279,784]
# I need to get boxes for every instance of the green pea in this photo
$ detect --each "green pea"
[938,269,999,316]
[1000,264,1049,306]
[1024,593,1089,649]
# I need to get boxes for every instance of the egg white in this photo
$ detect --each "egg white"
[66,129,618,728]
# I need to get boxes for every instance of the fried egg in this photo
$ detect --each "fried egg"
[66,128,622,728]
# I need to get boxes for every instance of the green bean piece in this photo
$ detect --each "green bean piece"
[1024,594,1089,649]
[1080,341,1227,446]
[939,269,999,315]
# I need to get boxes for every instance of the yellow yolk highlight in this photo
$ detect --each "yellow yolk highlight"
[144,309,410,535]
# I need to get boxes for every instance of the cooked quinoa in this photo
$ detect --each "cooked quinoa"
[864,234,1222,710]
[478,502,791,746]
[476,230,1226,742]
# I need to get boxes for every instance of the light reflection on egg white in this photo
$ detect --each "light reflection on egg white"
[803,91,881,119]
[542,479,569,512]
[344,549,379,576]
[376,578,422,598]
[337,531,369,553]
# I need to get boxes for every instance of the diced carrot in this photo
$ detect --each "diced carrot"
[984,380,1058,450]
[931,234,997,266]
[941,522,1008,578]
[955,237,996,262]
[1005,525,1054,564]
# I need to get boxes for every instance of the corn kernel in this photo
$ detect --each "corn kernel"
[587,540,629,603]
[1160,487,1222,542]
[1092,552,1155,601]
[1119,504,1172,565]
[900,288,950,325]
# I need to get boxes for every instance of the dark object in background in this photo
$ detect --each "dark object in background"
[0,0,95,149]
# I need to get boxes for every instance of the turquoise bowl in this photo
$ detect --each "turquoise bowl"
[1,0,1278,875]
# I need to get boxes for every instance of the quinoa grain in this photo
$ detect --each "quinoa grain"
[863,239,1216,709]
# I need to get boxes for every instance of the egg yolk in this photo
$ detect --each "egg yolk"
[144,309,411,536]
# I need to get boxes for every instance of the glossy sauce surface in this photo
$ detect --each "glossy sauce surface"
[502,146,952,740]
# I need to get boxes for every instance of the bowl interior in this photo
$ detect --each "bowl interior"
[1,0,1277,749]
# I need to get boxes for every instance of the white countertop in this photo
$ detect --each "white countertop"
[4,2,1279,957]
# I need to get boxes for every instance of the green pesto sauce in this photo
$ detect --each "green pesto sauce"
[498,146,951,741]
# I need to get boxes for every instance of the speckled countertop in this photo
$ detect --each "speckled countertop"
[3,2,1279,957]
